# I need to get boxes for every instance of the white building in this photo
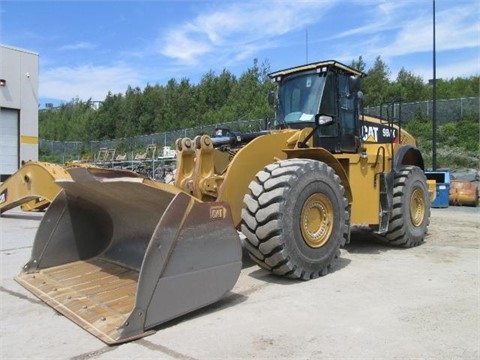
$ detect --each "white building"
[0,44,39,181]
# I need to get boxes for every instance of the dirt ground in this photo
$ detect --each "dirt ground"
[1,206,479,359]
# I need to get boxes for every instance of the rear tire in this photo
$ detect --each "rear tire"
[240,159,350,280]
[376,166,430,247]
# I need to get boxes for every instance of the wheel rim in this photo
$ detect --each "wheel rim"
[300,193,334,248]
[410,187,426,227]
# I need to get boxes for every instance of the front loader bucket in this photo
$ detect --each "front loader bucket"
[15,167,242,344]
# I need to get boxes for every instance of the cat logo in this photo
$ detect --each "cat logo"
[210,205,227,219]
[362,125,379,142]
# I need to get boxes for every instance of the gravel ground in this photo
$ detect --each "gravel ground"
[1,206,479,360]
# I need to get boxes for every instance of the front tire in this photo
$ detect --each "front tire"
[240,159,350,280]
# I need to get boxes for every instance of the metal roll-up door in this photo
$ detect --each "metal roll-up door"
[0,108,19,180]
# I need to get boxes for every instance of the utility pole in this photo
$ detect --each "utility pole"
[432,0,437,170]
[306,28,309,64]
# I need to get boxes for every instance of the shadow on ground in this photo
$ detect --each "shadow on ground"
[0,213,44,221]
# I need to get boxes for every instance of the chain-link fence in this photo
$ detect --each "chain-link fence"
[364,97,478,124]
[40,97,478,162]
[40,118,267,163]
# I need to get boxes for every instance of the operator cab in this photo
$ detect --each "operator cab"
[269,60,365,153]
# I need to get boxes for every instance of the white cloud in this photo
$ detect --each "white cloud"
[325,1,479,79]
[412,58,480,81]
[374,5,479,59]
[40,64,141,102]
[158,1,338,65]
[332,1,405,39]
[33,0,479,105]
[155,0,479,80]
[59,42,97,51]
[161,28,213,64]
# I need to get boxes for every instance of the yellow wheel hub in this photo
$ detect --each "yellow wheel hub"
[300,193,333,248]
[410,188,426,227]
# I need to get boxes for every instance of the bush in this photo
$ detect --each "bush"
[405,114,479,170]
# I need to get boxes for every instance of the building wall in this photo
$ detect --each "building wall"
[0,44,39,180]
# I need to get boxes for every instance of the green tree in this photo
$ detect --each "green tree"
[436,76,480,99]
[226,58,274,121]
[38,56,478,148]
[362,56,394,106]
[93,92,124,139]
[393,68,429,102]
[350,55,367,72]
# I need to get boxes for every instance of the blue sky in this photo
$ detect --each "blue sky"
[1,0,479,107]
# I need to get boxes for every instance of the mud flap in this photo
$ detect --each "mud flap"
[15,167,242,344]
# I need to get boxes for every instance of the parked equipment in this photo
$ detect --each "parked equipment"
[425,171,450,208]
[450,179,479,206]
[0,161,101,214]
[0,162,70,214]
[16,60,431,344]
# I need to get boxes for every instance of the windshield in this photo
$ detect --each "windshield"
[276,72,326,125]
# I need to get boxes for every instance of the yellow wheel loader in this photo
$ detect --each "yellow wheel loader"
[16,60,431,344]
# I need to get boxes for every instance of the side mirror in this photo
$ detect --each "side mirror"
[267,90,275,106]
[348,75,361,93]
[315,114,334,126]
[357,91,364,115]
